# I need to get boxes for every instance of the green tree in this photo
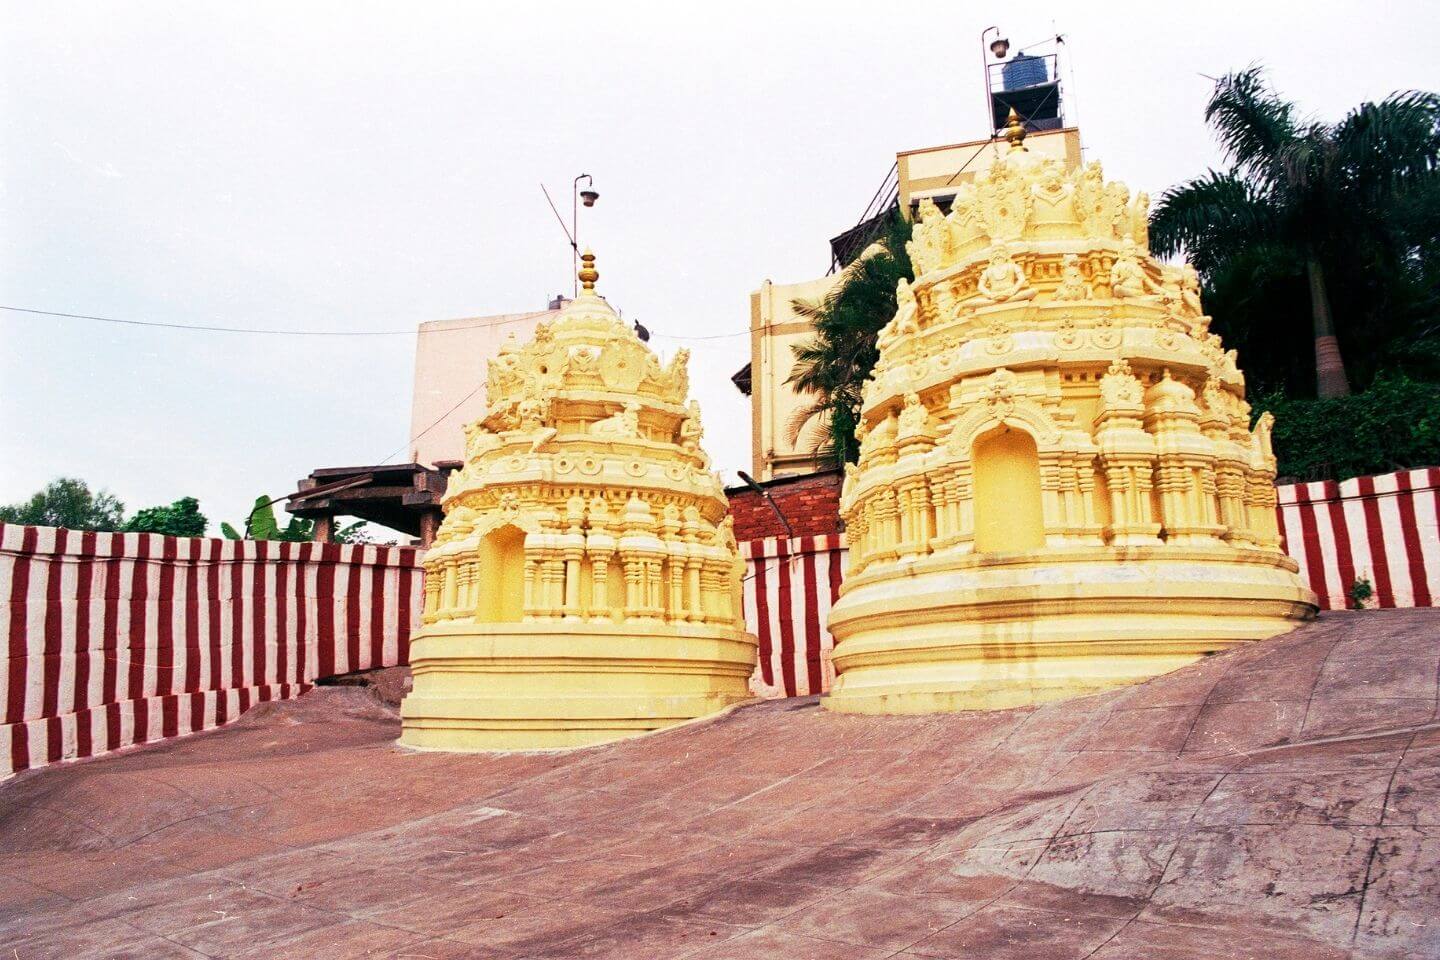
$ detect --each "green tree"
[786,210,915,466]
[123,496,208,537]
[1150,67,1440,398]
[0,477,125,531]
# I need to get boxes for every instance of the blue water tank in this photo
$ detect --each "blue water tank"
[1001,53,1047,91]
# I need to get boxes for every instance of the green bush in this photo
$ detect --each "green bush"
[1258,374,1440,482]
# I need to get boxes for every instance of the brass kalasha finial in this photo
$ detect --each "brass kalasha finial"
[1003,107,1027,149]
[578,248,599,292]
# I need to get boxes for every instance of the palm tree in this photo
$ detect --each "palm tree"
[786,211,914,466]
[1150,68,1440,398]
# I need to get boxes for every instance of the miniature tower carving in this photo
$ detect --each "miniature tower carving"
[400,252,757,750]
[825,126,1317,715]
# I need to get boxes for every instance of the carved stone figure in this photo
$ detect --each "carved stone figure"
[1181,263,1203,317]
[1054,254,1091,301]
[592,400,641,439]
[1110,239,1161,299]
[1099,357,1144,408]
[897,391,930,437]
[973,242,1035,305]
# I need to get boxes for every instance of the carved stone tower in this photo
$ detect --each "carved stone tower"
[400,253,757,750]
[825,123,1317,715]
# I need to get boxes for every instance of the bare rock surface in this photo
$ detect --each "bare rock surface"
[2,609,1436,959]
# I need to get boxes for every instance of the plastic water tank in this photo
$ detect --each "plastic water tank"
[1001,54,1047,91]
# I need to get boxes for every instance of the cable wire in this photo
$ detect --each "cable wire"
[0,304,548,337]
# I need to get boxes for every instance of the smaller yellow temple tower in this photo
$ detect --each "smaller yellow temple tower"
[400,253,757,751]
[824,117,1318,715]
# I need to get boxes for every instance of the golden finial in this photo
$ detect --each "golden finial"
[1003,108,1027,149]
[578,248,599,292]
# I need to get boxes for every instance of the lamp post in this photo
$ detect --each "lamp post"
[573,174,598,296]
[981,26,1009,135]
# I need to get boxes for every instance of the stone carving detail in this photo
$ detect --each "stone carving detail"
[1054,254,1091,301]
[1110,238,1162,300]
[592,401,641,439]
[974,242,1035,305]
[1100,358,1144,409]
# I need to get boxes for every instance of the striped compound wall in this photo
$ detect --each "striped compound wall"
[740,468,1440,699]
[3,468,1435,772]
[1277,467,1440,611]
[1,525,423,777]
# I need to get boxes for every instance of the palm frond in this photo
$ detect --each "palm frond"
[1332,91,1440,202]
[1148,170,1277,265]
[783,396,828,447]
[1205,67,1298,185]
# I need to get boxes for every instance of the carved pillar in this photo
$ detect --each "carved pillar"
[441,558,458,621]
[562,545,583,620]
[666,553,685,622]
[522,553,540,620]
[685,555,703,621]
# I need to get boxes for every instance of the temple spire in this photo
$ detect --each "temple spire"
[578,248,599,293]
[1003,107,1027,150]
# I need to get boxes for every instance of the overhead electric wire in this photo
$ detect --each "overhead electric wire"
[0,304,545,336]
[0,303,755,341]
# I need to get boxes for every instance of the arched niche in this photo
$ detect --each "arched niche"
[972,425,1044,554]
[475,524,527,623]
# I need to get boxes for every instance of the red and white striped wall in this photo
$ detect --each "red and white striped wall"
[1277,467,1440,610]
[740,534,845,699]
[0,524,423,777]
[740,468,1440,698]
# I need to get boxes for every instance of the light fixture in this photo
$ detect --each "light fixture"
[580,187,599,207]
[990,37,1010,58]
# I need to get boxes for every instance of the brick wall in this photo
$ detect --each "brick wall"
[727,470,844,542]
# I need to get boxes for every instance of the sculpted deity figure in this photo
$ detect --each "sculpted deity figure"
[974,242,1035,306]
[897,391,930,438]
[1110,238,1162,300]
[678,399,710,467]
[593,400,641,439]
[1129,191,1151,249]
[1181,263,1203,317]
[1054,254,1091,301]
[877,279,921,351]
[662,348,691,399]
[678,399,704,453]
[1030,160,1075,226]
[516,397,557,452]
[488,334,527,400]
[463,419,503,459]
[907,198,950,274]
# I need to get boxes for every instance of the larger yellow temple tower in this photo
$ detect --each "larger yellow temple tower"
[400,253,757,750]
[824,119,1318,715]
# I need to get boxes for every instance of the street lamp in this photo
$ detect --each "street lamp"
[981,26,1008,135]
[573,174,598,296]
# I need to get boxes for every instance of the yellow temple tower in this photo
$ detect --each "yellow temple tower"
[400,253,757,751]
[824,116,1318,715]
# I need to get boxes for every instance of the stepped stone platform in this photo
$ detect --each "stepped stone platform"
[2,609,1437,959]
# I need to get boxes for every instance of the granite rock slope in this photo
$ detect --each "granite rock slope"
[2,609,1436,959]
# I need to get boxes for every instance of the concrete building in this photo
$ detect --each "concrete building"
[409,306,561,467]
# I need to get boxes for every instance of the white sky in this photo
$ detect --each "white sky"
[3,1,1435,533]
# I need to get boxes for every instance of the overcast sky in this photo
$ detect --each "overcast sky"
[3,1,1435,535]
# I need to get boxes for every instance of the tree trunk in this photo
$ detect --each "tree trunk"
[1307,256,1350,398]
